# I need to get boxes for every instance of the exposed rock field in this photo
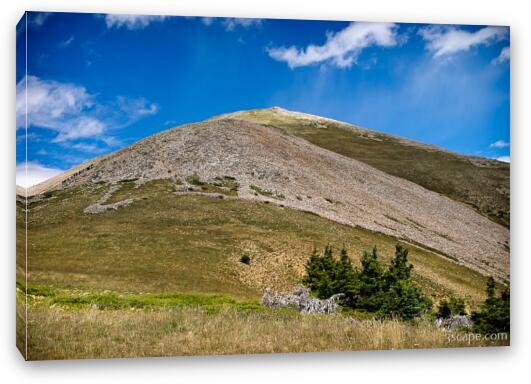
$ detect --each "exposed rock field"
[215,107,510,228]
[27,115,509,281]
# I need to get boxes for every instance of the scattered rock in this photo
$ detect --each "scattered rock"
[260,285,343,314]
[435,315,473,330]
[84,184,139,214]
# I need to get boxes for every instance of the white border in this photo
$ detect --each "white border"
[2,1,529,383]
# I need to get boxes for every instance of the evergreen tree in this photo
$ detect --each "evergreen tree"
[355,247,386,311]
[333,246,358,306]
[302,245,338,299]
[385,244,413,285]
[380,280,432,320]
[472,277,510,334]
[379,244,431,319]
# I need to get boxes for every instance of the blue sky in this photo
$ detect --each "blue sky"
[16,12,510,187]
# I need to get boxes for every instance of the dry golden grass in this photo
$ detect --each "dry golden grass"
[20,299,508,361]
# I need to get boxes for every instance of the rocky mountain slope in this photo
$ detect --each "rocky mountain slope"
[213,107,510,227]
[24,113,509,281]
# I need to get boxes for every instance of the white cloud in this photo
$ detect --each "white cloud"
[267,22,397,69]
[16,75,104,142]
[16,162,63,188]
[419,25,508,58]
[493,46,510,64]
[496,156,510,163]
[16,75,158,145]
[223,18,262,31]
[105,14,166,30]
[52,117,105,143]
[490,140,510,149]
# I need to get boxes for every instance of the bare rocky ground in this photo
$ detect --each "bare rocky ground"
[25,118,509,281]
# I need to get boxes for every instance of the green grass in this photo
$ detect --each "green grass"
[17,282,266,313]
[221,109,510,227]
[17,179,489,307]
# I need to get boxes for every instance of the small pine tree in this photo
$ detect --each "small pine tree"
[472,277,510,334]
[379,244,431,319]
[355,246,386,311]
[386,244,413,285]
[239,254,251,265]
[302,245,338,299]
[333,246,358,306]
[380,280,432,320]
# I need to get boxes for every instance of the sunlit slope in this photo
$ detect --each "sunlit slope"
[17,180,491,306]
[214,107,510,228]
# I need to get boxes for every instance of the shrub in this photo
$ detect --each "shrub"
[239,255,251,265]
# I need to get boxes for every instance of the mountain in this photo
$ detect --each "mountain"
[20,109,509,283]
[213,107,510,228]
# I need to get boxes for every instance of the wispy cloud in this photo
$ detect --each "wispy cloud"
[493,46,510,64]
[495,156,510,163]
[69,142,106,153]
[16,161,63,188]
[29,12,52,28]
[267,22,397,69]
[59,35,75,48]
[490,139,510,149]
[16,75,157,145]
[200,17,263,31]
[223,18,262,31]
[419,25,508,58]
[104,14,167,30]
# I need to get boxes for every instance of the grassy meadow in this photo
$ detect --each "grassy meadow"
[16,179,505,359]
[17,287,508,360]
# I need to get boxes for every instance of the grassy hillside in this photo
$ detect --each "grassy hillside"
[18,179,490,306]
[217,108,510,227]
